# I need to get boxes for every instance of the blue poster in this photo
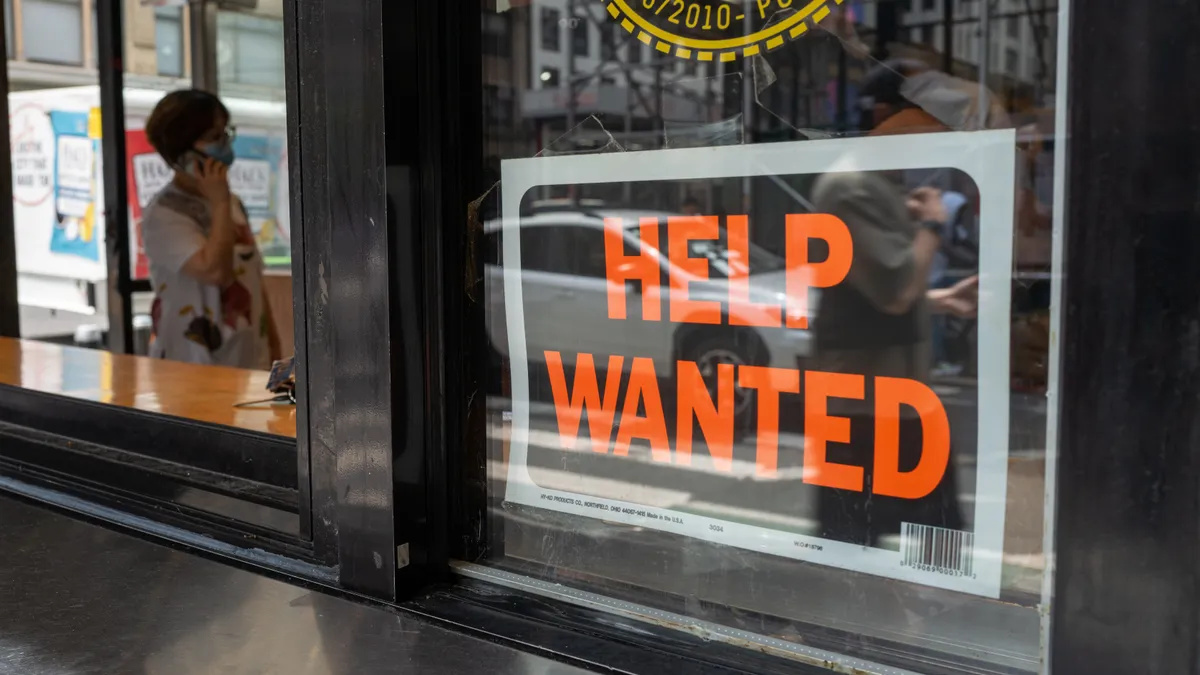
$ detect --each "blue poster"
[230,135,288,261]
[48,111,100,262]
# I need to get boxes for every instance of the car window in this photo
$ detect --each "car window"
[525,221,665,280]
[688,231,786,279]
[521,224,604,276]
[555,225,609,278]
[519,227,558,273]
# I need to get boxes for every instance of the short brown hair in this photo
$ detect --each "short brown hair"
[144,89,229,166]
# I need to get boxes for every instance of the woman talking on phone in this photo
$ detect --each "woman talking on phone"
[141,89,280,368]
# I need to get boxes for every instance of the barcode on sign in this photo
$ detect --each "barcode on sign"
[900,523,975,577]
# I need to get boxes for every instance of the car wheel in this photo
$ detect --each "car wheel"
[682,331,767,429]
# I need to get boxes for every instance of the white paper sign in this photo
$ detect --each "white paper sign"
[132,152,174,208]
[500,131,1017,598]
[56,135,94,194]
[10,105,54,207]
[228,158,272,210]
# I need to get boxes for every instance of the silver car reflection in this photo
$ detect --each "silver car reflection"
[485,208,813,418]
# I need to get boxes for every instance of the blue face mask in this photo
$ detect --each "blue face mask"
[200,139,235,167]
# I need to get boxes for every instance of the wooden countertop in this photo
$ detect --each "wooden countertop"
[0,338,296,438]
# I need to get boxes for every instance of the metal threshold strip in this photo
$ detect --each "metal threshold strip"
[0,473,335,585]
[451,561,920,675]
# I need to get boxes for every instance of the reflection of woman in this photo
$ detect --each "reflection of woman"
[141,90,281,368]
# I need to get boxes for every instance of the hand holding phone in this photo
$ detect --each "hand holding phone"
[186,153,231,206]
[906,186,948,225]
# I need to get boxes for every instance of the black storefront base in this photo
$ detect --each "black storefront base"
[0,479,835,675]
[0,494,588,675]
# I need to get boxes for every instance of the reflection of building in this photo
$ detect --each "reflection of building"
[483,1,532,159]
[865,0,1057,104]
[491,1,1055,147]
[903,0,1057,87]
[746,0,1057,138]
[3,0,284,99]
[522,0,727,150]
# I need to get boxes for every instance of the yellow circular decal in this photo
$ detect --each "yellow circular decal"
[605,0,842,62]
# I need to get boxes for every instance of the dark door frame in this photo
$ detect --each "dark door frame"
[1050,0,1200,673]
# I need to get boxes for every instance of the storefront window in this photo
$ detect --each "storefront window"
[23,0,83,65]
[470,0,1061,671]
[217,10,286,91]
[484,11,513,57]
[570,14,588,57]
[4,0,13,59]
[540,7,561,51]
[155,6,185,78]
[2,0,301,530]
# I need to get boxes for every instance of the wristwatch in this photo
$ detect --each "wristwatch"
[921,219,944,236]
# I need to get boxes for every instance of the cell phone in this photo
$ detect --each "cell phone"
[176,150,206,176]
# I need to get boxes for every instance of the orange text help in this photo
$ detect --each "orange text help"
[604,214,852,330]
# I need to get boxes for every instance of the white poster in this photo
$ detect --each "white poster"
[500,131,1016,597]
[10,103,107,290]
[132,152,174,208]
[228,158,272,211]
[10,104,54,208]
[55,135,94,217]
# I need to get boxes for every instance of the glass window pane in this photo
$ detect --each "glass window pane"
[155,7,184,77]
[571,15,588,57]
[23,0,83,65]
[540,8,560,52]
[483,11,511,58]
[218,11,286,91]
[3,0,302,530]
[473,0,1065,671]
[600,22,615,60]
[5,0,12,59]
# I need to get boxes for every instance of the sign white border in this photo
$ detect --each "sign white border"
[501,130,1016,598]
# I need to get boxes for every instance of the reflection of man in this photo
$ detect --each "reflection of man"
[680,195,702,216]
[809,62,976,547]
